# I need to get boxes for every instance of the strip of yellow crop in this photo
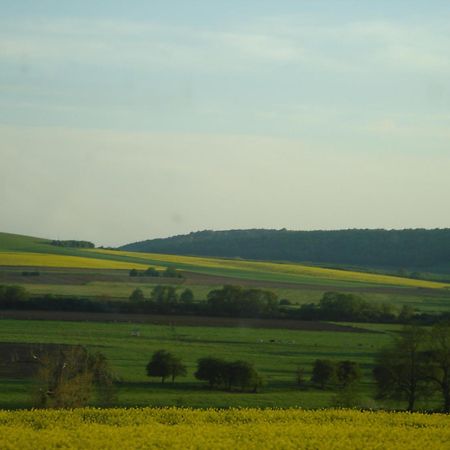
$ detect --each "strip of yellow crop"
[0,408,449,450]
[90,249,449,289]
[0,252,148,270]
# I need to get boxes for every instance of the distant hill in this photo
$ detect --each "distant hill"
[120,229,450,273]
[1,231,449,288]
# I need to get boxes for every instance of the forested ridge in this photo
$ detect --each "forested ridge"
[120,229,450,271]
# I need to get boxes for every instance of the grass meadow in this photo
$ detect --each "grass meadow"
[0,318,413,410]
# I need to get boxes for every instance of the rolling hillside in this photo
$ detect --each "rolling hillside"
[1,232,449,290]
[120,229,450,273]
[0,232,148,270]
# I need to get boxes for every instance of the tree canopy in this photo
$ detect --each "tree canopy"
[146,350,187,383]
[120,228,450,271]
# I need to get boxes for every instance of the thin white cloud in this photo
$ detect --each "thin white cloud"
[2,15,448,74]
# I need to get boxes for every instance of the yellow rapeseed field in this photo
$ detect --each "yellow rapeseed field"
[0,407,449,449]
[0,252,148,270]
[91,249,449,289]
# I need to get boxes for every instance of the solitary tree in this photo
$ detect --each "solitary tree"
[146,350,187,383]
[129,288,145,302]
[311,360,337,389]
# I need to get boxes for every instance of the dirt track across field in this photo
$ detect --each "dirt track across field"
[0,310,374,333]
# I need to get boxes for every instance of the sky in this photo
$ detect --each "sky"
[1,1,450,246]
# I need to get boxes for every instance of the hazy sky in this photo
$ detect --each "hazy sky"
[1,1,450,246]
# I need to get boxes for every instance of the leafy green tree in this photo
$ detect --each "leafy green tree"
[144,267,159,277]
[180,288,194,303]
[195,357,228,388]
[129,269,138,277]
[227,360,262,392]
[5,285,29,302]
[207,285,278,317]
[311,360,337,389]
[373,325,429,411]
[151,286,178,311]
[129,288,145,302]
[195,357,262,392]
[146,350,187,383]
[337,361,361,388]
[163,267,183,278]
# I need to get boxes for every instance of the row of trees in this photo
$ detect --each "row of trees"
[300,322,450,412]
[130,286,194,306]
[129,267,184,279]
[296,292,413,323]
[146,351,262,392]
[2,284,449,326]
[309,359,361,390]
[129,285,279,317]
[51,240,95,248]
[206,285,279,317]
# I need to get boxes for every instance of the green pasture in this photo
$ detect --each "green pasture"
[0,318,424,410]
[5,276,450,313]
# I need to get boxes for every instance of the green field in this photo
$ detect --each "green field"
[0,318,404,410]
[0,231,449,412]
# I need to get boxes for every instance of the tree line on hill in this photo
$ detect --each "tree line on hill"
[1,284,448,326]
[51,240,95,248]
[120,228,450,271]
[129,267,184,278]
